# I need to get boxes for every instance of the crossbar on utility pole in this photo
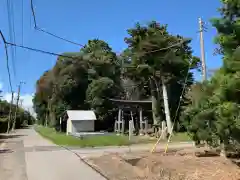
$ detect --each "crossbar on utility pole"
[199,17,207,81]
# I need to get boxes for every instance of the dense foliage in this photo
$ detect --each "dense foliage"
[33,21,199,132]
[123,22,199,131]
[0,91,35,132]
[182,0,240,152]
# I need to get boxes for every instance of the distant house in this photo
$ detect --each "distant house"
[66,110,97,135]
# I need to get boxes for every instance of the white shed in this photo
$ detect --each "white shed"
[66,110,97,135]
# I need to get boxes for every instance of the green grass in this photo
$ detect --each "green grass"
[35,126,131,147]
[170,132,192,142]
[35,126,192,147]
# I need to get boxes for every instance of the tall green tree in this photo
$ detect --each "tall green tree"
[82,39,121,129]
[183,0,240,153]
[123,21,199,133]
[33,39,121,131]
[0,97,35,132]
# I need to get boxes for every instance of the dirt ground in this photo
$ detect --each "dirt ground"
[86,148,240,180]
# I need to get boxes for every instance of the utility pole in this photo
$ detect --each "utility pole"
[199,17,207,81]
[19,99,23,125]
[7,92,14,133]
[12,81,25,131]
[19,99,23,108]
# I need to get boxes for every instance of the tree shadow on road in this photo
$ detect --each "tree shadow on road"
[0,134,26,140]
[20,125,31,129]
[0,149,13,154]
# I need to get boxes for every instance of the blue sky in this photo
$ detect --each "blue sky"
[0,0,221,107]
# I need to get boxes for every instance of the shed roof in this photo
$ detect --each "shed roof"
[67,110,97,121]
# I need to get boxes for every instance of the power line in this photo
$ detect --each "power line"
[30,0,188,60]
[3,31,193,135]
[30,0,84,47]
[6,0,16,78]
[36,27,84,47]
[21,0,24,45]
[3,32,189,99]
[0,29,188,100]
[0,31,13,93]
[142,39,189,54]
[0,29,188,99]
[4,37,187,63]
[9,0,17,56]
[6,41,79,59]
[6,0,17,78]
[30,0,37,28]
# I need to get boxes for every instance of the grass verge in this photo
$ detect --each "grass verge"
[35,125,130,147]
[35,125,192,147]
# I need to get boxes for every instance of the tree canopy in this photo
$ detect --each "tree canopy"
[182,0,240,153]
[0,92,35,132]
[33,21,199,133]
[32,0,240,154]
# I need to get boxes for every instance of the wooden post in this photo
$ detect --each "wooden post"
[60,117,62,132]
[139,108,143,135]
[161,121,167,140]
[114,117,117,133]
[121,110,125,134]
[144,117,148,135]
[117,108,122,134]
[129,120,133,141]
[130,111,135,132]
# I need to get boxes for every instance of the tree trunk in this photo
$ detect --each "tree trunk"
[50,111,56,128]
[161,77,172,134]
[161,121,167,140]
[150,78,160,126]
[45,111,48,127]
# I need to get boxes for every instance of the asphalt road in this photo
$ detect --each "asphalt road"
[0,128,106,180]
[0,136,28,180]
[0,128,194,180]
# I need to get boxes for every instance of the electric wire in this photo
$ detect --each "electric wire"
[31,0,186,51]
[6,42,81,59]
[36,27,84,47]
[9,2,211,153]
[1,30,194,151]
[5,39,186,62]
[9,0,17,57]
[30,0,84,47]
[6,0,17,78]
[0,31,13,93]
[21,0,24,45]
[2,32,190,108]
[6,0,14,73]
[31,0,187,51]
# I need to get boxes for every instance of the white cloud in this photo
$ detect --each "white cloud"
[0,82,35,117]
[2,92,36,117]
[2,92,15,103]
